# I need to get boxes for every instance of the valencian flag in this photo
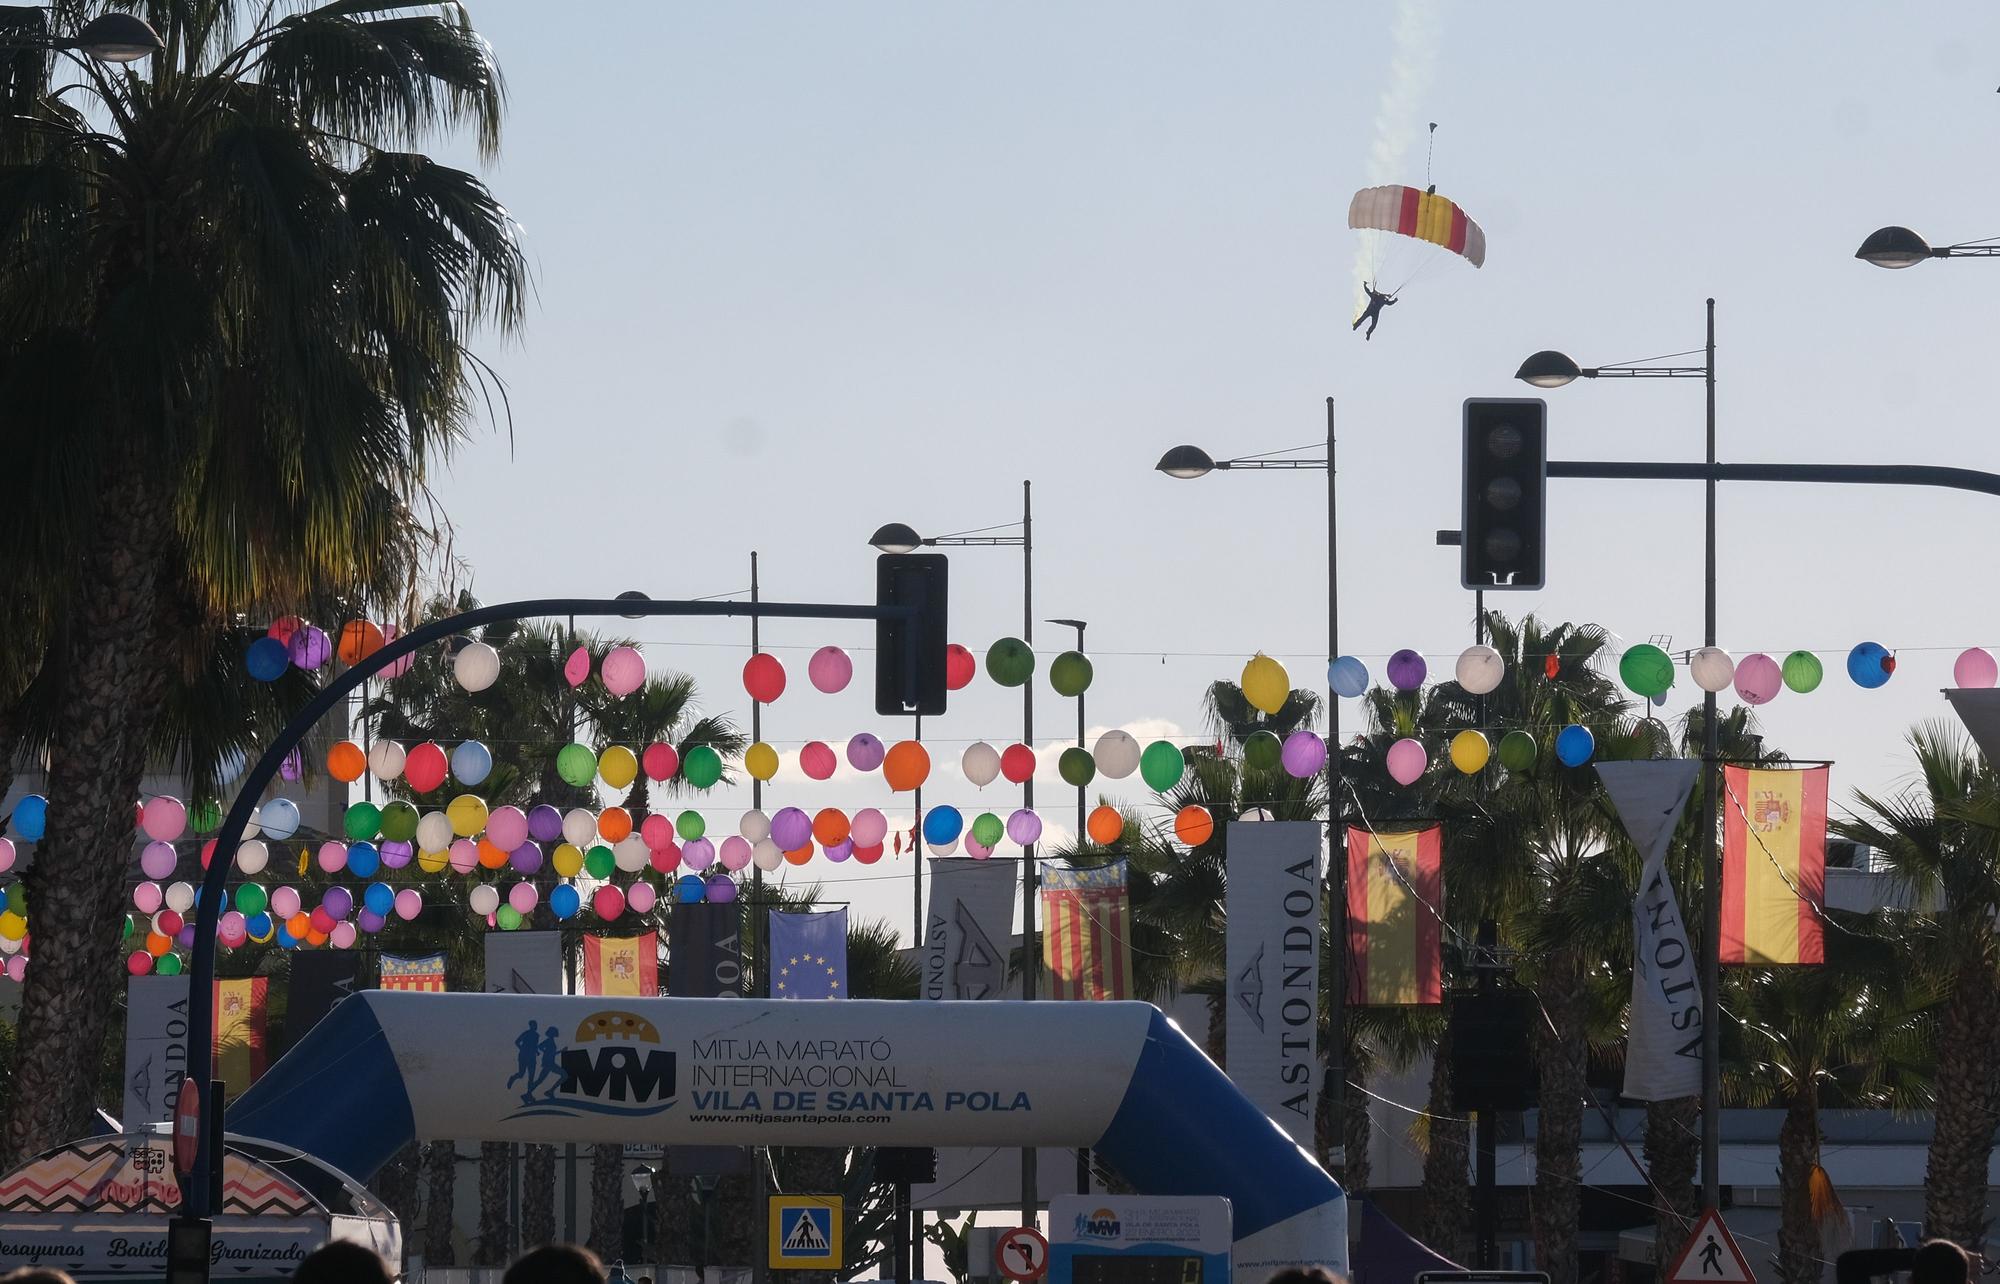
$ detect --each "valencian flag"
[1041,860,1133,1001]
[1346,826,1443,1006]
[1723,764,1828,965]
[768,909,849,999]
[378,952,446,992]
[584,932,659,996]
[213,977,269,1098]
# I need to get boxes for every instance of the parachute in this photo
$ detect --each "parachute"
[1348,184,1487,268]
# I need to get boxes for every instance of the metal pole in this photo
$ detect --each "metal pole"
[564,613,579,1246]
[1020,478,1038,1225]
[1700,299,1722,1211]
[1067,619,1090,1198]
[914,712,923,947]
[1324,397,1346,1176]
[750,553,771,1284]
[1472,588,1498,1267]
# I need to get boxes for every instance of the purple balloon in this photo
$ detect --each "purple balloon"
[357,908,386,933]
[705,874,738,903]
[527,804,564,843]
[770,806,812,851]
[1281,731,1328,779]
[175,926,196,950]
[682,837,716,871]
[321,885,355,918]
[1007,808,1042,846]
[1386,649,1428,691]
[846,733,886,772]
[287,624,331,669]
[279,748,304,782]
[510,841,544,874]
[139,840,177,881]
[824,839,853,863]
[379,839,413,869]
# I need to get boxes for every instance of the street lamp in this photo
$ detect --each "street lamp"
[0,11,163,62]
[1515,300,1723,1210]
[1154,397,1347,1175]
[1855,225,2000,268]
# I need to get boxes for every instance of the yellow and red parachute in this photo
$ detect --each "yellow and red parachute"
[1348,184,1486,268]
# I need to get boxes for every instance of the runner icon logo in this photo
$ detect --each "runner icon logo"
[504,1011,677,1120]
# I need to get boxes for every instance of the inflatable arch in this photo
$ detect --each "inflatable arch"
[232,994,1345,1279]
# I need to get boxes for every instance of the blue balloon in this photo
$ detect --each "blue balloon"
[346,841,381,878]
[275,923,300,949]
[363,881,395,916]
[550,884,581,920]
[245,636,289,682]
[451,740,493,786]
[10,795,47,841]
[1329,655,1370,700]
[260,796,301,840]
[246,911,273,940]
[0,887,9,913]
[922,806,964,845]
[1847,642,1893,689]
[1555,724,1595,767]
[674,874,707,904]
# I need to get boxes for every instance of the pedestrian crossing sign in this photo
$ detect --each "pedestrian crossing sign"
[769,1194,843,1270]
[1664,1208,1755,1284]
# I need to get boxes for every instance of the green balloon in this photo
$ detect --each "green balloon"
[123,914,136,941]
[683,744,723,789]
[190,799,222,834]
[1619,644,1676,699]
[1059,747,1096,788]
[343,801,382,841]
[1139,740,1185,792]
[986,637,1036,688]
[584,845,616,879]
[236,883,268,916]
[971,812,1004,847]
[557,742,597,788]
[379,800,419,843]
[1497,730,1538,773]
[156,953,184,975]
[496,905,524,931]
[1243,730,1283,772]
[677,809,706,841]
[1049,651,1094,698]
[1782,650,1823,693]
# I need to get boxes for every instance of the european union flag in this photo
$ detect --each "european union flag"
[768,908,848,1000]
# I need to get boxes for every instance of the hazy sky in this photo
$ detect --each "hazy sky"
[424,1,2000,943]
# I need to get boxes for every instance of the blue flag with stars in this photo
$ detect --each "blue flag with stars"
[768,908,848,1000]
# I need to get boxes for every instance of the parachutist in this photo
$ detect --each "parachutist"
[1353,282,1398,340]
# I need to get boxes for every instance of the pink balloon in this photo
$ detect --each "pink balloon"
[850,807,888,848]
[592,885,626,920]
[141,796,187,842]
[641,813,675,850]
[1954,647,1998,689]
[317,840,349,873]
[329,921,359,949]
[602,645,646,697]
[378,623,416,679]
[139,841,177,880]
[485,806,529,851]
[448,838,479,874]
[628,881,659,914]
[508,882,539,914]
[964,834,993,860]
[719,835,752,871]
[846,734,886,772]
[1385,737,1428,787]
[1734,652,1782,705]
[800,741,837,781]
[270,886,301,920]
[564,646,591,687]
[394,888,424,921]
[6,955,25,982]
[133,882,163,914]
[0,837,13,874]
[807,646,854,694]
[218,911,247,946]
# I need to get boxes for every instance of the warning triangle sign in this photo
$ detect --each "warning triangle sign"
[784,1211,829,1253]
[1664,1209,1756,1284]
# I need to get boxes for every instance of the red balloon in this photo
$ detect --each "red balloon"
[404,741,449,793]
[309,907,335,934]
[642,742,679,781]
[852,843,885,865]
[1000,743,1036,785]
[743,653,787,703]
[267,615,303,644]
[158,910,184,936]
[592,885,627,919]
[799,741,837,781]
[945,644,976,691]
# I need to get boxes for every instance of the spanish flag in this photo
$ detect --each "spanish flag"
[213,978,268,1099]
[1346,826,1443,1006]
[584,932,659,997]
[1723,765,1827,965]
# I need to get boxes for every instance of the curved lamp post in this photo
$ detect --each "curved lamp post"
[1855,225,2000,268]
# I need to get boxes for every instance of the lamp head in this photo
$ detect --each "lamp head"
[1515,350,1584,389]
[1855,225,1934,269]
[73,13,163,62]
[868,522,924,554]
[1155,445,1217,479]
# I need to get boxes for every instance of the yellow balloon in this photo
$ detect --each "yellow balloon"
[1449,729,1491,775]
[416,847,449,874]
[553,842,585,877]
[446,793,489,838]
[1241,653,1290,716]
[598,744,638,790]
[744,742,780,783]
[0,911,24,941]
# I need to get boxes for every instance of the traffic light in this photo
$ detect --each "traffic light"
[875,553,949,716]
[1461,397,1547,590]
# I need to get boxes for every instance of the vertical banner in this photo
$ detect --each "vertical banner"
[1345,827,1443,1006]
[1597,760,1703,1101]
[1224,821,1323,1148]
[123,975,191,1127]
[768,909,849,999]
[213,977,269,1099]
[378,952,447,992]
[1041,861,1132,1001]
[923,858,1016,1001]
[486,930,563,995]
[1723,764,1828,965]
[668,903,745,997]
[284,951,360,1051]
[582,932,659,996]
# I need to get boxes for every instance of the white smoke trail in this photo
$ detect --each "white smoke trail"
[1352,0,1443,312]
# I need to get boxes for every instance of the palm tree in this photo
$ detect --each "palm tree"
[0,0,525,1163]
[1833,723,2000,1247]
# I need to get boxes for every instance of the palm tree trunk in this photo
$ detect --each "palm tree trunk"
[1343,1066,1372,1194]
[1775,1090,1820,1284]
[1530,955,1588,1284]
[372,1142,423,1274]
[1205,989,1226,1067]
[590,1142,626,1260]
[1420,1026,1473,1264]
[657,1159,695,1267]
[1922,959,2000,1247]
[424,1140,460,1266]
[475,1141,515,1266]
[2,457,173,1165]
[522,1143,557,1251]
[1644,1097,1700,1261]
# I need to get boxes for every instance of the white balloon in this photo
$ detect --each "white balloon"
[562,808,598,848]
[1093,730,1141,780]
[962,742,1001,788]
[241,807,262,841]
[416,811,453,853]
[927,839,959,857]
[739,810,771,843]
[234,840,269,875]
[1455,645,1506,696]
[468,884,500,917]
[367,739,407,781]
[613,834,650,872]
[1690,646,1736,693]
[0,935,18,955]
[454,642,502,693]
[164,881,196,913]
[1240,807,1274,823]
[752,839,785,872]
[258,797,300,840]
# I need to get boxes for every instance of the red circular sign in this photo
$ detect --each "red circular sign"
[995,1227,1049,1282]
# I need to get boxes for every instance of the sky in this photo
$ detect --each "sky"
[418,1,2000,945]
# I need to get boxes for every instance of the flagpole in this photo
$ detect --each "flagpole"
[750,551,771,1284]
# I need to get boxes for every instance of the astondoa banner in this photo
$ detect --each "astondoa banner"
[1225,821,1323,1148]
[1598,760,1703,1102]
[122,976,189,1128]
[923,858,1014,1001]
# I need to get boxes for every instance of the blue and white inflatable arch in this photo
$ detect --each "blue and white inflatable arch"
[232,995,1344,1279]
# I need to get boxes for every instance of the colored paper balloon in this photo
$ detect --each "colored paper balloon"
[923,807,964,845]
[446,794,489,837]
[945,644,976,690]
[508,882,539,915]
[1955,647,1999,689]
[813,808,850,846]
[962,742,1001,788]
[337,619,385,666]
[347,842,381,878]
[1386,737,1428,786]
[557,743,596,787]
[971,812,1004,847]
[550,885,580,920]
[770,807,812,851]
[846,734,886,772]
[379,801,418,843]
[1242,731,1282,772]
[1281,731,1327,778]
[851,808,888,848]
[1734,652,1782,705]
[808,646,854,693]
[1329,655,1370,699]
[258,797,299,841]
[738,810,771,843]
[486,806,529,851]
[451,740,493,786]
[675,810,705,842]
[1690,647,1736,693]
[1000,744,1036,785]
[800,741,837,781]
[404,742,449,793]
[564,646,591,687]
[367,739,407,781]
[1007,809,1042,846]
[344,801,381,840]
[1086,806,1123,846]
[394,888,423,921]
[326,741,366,783]
[743,653,787,702]
[1555,724,1596,767]
[1093,730,1141,779]
[1781,650,1824,694]
[1619,644,1675,699]
[601,645,647,697]
[884,740,931,791]
[642,741,679,781]
[683,745,723,789]
[1240,654,1290,715]
[288,625,332,670]
[593,885,626,919]
[1848,642,1894,689]
[1058,748,1096,787]
[1455,645,1505,696]
[245,636,290,682]
[629,881,659,914]
[611,835,646,872]
[744,742,779,782]
[1449,730,1490,774]
[599,745,639,789]
[562,808,598,847]
[675,874,709,902]
[449,839,479,874]
[1174,805,1214,847]
[1050,651,1094,698]
[986,637,1036,687]
[1140,741,1185,792]
[454,641,501,692]
[719,835,753,871]
[752,839,784,872]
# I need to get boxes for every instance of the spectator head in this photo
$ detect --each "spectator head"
[505,1244,609,1284]
[1,1270,79,1284]
[1268,1269,1347,1284]
[1913,1240,1972,1284]
[294,1240,395,1284]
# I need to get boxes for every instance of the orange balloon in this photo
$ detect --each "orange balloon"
[598,806,633,842]
[477,838,510,869]
[785,844,813,866]
[285,912,312,938]
[336,619,385,666]
[145,931,172,957]
[1174,804,1214,847]
[306,928,329,947]
[1087,805,1124,846]
[812,808,851,846]
[326,741,366,783]
[883,740,931,792]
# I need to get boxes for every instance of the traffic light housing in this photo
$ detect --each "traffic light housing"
[875,553,949,716]
[1461,397,1547,590]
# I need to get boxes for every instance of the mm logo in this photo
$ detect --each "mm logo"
[1075,1209,1122,1239]
[506,1011,677,1120]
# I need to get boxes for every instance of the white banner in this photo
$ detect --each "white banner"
[121,976,190,1128]
[923,858,1015,1001]
[1224,821,1323,1147]
[1598,760,1703,1101]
